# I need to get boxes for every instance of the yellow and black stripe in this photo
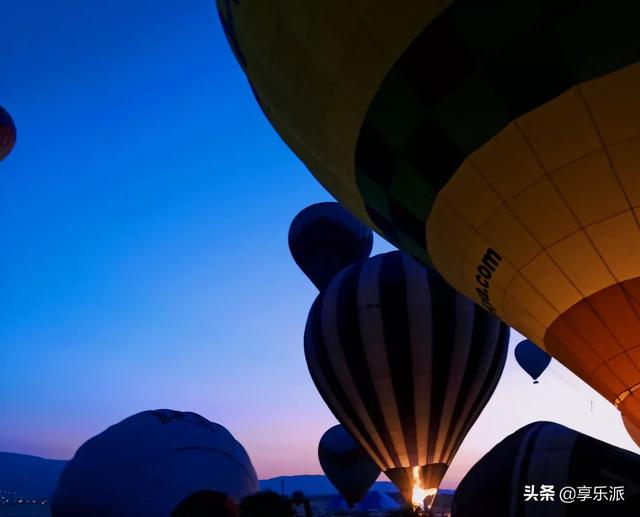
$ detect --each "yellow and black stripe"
[218,0,640,431]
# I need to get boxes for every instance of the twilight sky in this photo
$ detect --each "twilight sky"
[0,0,637,488]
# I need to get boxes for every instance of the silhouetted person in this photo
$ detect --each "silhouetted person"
[172,490,238,517]
[290,490,313,517]
[239,491,294,517]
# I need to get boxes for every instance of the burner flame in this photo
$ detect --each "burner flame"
[411,466,438,509]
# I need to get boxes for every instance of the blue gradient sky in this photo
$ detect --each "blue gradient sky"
[0,1,637,487]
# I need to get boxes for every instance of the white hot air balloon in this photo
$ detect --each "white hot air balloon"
[51,409,258,517]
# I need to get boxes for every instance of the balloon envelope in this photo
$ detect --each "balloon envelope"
[219,0,640,433]
[305,251,509,503]
[289,202,373,290]
[452,421,640,517]
[0,106,16,161]
[318,424,381,507]
[514,339,552,383]
[51,410,258,517]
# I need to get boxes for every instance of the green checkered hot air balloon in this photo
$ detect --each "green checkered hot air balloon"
[218,0,640,438]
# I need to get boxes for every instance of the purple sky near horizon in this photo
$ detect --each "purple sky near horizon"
[0,0,638,488]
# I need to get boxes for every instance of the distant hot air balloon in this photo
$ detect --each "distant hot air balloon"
[514,339,552,384]
[0,106,16,161]
[318,424,381,507]
[289,202,373,290]
[51,410,258,517]
[623,415,640,448]
[305,251,509,505]
[219,1,640,433]
[452,421,640,517]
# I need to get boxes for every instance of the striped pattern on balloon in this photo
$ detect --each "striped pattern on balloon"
[304,250,509,503]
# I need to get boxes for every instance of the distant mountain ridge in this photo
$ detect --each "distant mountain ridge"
[260,474,399,496]
[0,452,455,500]
[260,474,455,497]
[0,452,66,499]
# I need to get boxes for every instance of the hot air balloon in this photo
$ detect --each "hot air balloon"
[0,106,16,161]
[622,414,640,448]
[51,409,258,517]
[318,424,381,507]
[289,202,374,290]
[514,339,552,384]
[218,1,640,431]
[304,250,509,505]
[452,421,640,517]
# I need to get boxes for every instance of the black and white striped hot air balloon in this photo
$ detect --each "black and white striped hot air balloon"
[304,250,509,505]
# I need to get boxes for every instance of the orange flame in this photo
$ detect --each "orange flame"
[411,466,438,509]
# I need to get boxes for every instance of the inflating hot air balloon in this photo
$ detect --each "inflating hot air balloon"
[218,1,640,432]
[0,106,16,161]
[622,415,640,448]
[514,339,552,384]
[51,410,258,517]
[318,424,381,507]
[452,421,640,517]
[289,202,373,290]
[305,250,509,505]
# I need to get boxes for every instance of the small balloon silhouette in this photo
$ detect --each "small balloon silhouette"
[0,106,16,161]
[289,202,373,290]
[514,339,552,384]
[318,425,380,507]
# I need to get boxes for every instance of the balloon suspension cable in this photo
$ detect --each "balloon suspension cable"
[547,366,594,408]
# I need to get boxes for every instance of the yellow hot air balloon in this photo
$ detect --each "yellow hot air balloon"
[217,1,640,430]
